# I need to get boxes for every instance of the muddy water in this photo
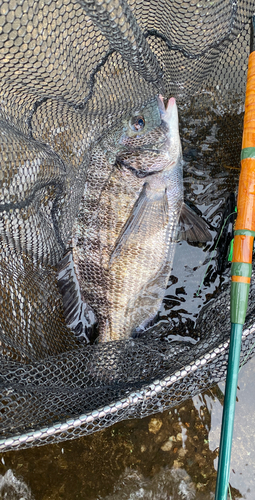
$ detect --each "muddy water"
[1,99,253,499]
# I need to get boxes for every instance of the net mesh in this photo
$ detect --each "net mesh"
[1,0,255,451]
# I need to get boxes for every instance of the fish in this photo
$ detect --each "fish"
[60,96,212,342]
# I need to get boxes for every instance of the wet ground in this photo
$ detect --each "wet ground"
[1,98,254,500]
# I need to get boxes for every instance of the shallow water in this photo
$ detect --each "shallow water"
[1,355,255,499]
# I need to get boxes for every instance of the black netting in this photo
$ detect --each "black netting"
[1,0,255,451]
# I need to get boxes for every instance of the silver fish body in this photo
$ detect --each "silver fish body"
[70,97,210,341]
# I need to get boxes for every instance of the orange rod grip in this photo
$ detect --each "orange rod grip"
[235,158,255,231]
[232,234,254,264]
[235,51,255,233]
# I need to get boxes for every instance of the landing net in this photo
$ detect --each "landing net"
[1,0,255,451]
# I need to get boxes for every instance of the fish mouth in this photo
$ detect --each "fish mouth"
[158,95,180,138]
[158,95,176,113]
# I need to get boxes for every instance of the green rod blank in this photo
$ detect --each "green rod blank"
[214,323,243,500]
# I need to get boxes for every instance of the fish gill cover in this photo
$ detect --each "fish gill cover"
[1,0,255,450]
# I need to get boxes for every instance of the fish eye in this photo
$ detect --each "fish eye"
[130,115,145,132]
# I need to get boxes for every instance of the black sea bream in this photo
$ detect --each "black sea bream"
[60,97,211,341]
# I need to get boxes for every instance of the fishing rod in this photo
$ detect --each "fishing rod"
[215,15,255,500]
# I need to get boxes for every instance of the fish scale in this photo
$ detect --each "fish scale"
[70,97,211,341]
[72,145,114,331]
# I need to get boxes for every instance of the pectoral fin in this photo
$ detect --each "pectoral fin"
[110,182,169,264]
[177,203,212,242]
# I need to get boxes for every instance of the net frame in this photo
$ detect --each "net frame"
[1,0,255,452]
